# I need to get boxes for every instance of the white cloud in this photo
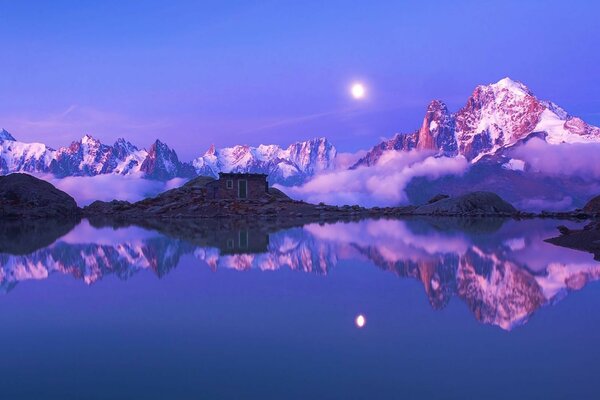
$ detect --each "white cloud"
[36,173,187,206]
[279,150,469,206]
[512,138,600,178]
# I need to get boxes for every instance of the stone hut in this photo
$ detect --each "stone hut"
[206,172,269,200]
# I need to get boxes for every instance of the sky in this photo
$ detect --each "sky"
[0,0,599,160]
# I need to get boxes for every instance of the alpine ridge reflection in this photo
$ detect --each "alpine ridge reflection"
[1,217,598,331]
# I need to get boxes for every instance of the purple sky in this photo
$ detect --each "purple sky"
[1,0,598,160]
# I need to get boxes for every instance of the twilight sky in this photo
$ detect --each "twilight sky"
[0,0,598,160]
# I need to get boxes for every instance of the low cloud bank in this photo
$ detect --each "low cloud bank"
[38,174,187,206]
[513,138,600,178]
[280,150,469,207]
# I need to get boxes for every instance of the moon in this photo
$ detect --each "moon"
[351,83,366,99]
[355,314,366,328]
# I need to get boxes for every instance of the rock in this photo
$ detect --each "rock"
[557,225,571,236]
[583,195,600,214]
[546,221,600,261]
[0,173,80,218]
[413,191,517,216]
[427,194,450,204]
[182,176,216,189]
[268,187,291,200]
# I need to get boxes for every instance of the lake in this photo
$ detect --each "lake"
[0,217,599,400]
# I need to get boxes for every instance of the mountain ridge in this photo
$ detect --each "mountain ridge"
[352,77,600,167]
[1,77,599,190]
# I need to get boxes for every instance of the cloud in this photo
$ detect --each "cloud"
[280,150,468,206]
[512,138,600,178]
[516,196,574,211]
[333,150,368,170]
[36,173,187,206]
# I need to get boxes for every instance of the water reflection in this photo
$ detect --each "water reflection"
[0,217,598,330]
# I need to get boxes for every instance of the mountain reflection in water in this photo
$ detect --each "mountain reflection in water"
[0,217,598,331]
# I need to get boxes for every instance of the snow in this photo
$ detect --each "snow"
[490,77,530,95]
[191,138,336,184]
[502,159,526,171]
[535,109,598,144]
[429,120,438,131]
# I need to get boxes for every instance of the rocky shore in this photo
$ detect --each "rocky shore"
[546,195,600,260]
[0,173,598,223]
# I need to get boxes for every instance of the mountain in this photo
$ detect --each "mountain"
[0,132,336,185]
[192,137,336,185]
[0,133,196,180]
[353,77,600,167]
[139,139,196,180]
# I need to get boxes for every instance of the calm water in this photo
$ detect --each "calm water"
[0,217,599,400]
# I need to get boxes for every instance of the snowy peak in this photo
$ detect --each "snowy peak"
[489,77,533,95]
[192,137,337,185]
[355,77,600,167]
[0,129,16,142]
[0,132,195,180]
[455,77,546,160]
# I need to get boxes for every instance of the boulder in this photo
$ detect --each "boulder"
[414,191,517,215]
[0,173,80,218]
[583,195,600,214]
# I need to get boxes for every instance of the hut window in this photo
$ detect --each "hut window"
[226,180,233,189]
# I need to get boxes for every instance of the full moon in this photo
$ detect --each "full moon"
[355,314,366,328]
[351,83,366,99]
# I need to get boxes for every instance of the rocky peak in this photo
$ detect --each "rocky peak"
[140,139,195,180]
[112,138,140,160]
[205,144,216,156]
[0,129,16,142]
[416,100,456,153]
[80,134,101,146]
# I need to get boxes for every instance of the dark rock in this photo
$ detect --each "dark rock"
[413,191,517,215]
[557,225,571,236]
[427,194,450,204]
[0,173,80,218]
[546,221,600,261]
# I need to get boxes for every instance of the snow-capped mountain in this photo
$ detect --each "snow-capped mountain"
[353,77,600,167]
[0,132,336,185]
[0,133,195,180]
[192,137,337,185]
[1,77,598,191]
